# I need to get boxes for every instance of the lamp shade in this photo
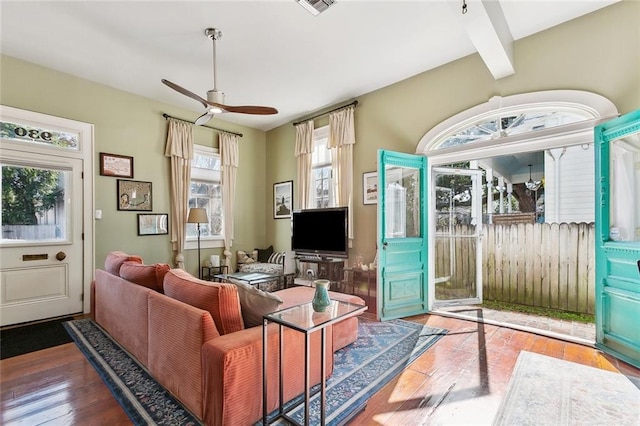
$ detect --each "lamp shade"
[187,208,208,224]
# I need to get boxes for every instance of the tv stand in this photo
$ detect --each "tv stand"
[296,257,344,284]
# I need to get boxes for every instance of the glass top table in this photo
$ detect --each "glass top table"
[213,271,280,286]
[262,300,367,425]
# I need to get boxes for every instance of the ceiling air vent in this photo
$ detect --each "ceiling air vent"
[296,0,336,16]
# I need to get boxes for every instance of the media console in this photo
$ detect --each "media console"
[296,256,345,284]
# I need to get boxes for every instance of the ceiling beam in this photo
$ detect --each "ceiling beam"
[452,0,515,79]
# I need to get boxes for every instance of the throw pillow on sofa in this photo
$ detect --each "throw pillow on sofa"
[119,261,170,293]
[163,269,244,335]
[104,251,143,275]
[229,280,283,327]
[256,245,274,263]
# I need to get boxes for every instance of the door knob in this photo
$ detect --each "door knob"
[56,251,66,261]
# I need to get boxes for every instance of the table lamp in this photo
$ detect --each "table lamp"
[187,207,208,278]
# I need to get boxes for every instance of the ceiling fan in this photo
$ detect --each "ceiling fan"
[162,28,278,126]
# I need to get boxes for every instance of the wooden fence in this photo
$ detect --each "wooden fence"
[434,222,595,314]
[2,225,61,240]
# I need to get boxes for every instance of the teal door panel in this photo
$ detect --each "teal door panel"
[594,109,640,369]
[377,150,428,321]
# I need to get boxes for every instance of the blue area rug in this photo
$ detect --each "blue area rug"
[262,317,448,425]
[63,319,203,426]
[65,317,446,426]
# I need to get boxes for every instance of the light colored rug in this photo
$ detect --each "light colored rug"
[494,351,640,425]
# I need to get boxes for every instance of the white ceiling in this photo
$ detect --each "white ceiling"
[0,0,618,131]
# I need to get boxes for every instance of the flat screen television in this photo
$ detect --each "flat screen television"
[292,207,348,259]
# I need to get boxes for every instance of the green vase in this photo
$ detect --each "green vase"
[312,279,331,312]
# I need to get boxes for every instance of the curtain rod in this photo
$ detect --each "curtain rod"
[292,100,359,126]
[162,113,243,137]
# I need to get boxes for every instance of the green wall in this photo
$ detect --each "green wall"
[0,56,268,275]
[1,1,638,275]
[265,0,640,265]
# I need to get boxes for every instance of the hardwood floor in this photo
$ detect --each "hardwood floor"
[1,314,638,425]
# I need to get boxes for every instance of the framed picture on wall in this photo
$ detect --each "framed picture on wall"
[117,179,152,211]
[274,180,293,219]
[363,171,378,204]
[100,152,134,178]
[137,213,168,236]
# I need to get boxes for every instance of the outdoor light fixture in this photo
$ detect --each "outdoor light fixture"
[187,208,208,279]
[525,164,541,192]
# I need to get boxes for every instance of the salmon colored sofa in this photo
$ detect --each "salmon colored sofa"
[92,251,364,426]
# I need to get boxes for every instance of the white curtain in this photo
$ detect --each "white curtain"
[220,132,239,268]
[328,106,356,238]
[295,120,314,210]
[164,118,194,268]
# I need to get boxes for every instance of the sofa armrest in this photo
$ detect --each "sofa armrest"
[202,323,333,426]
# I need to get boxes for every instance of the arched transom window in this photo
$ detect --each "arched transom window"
[418,90,619,155]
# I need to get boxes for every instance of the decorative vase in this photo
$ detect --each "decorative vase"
[312,279,331,312]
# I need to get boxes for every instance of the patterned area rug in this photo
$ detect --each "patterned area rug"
[493,351,640,425]
[65,317,446,426]
[262,317,448,425]
[64,319,203,426]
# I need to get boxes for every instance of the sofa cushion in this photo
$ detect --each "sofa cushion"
[119,261,170,293]
[163,269,244,335]
[229,280,283,328]
[256,245,274,263]
[104,251,143,275]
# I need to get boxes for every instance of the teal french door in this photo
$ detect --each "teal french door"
[376,150,428,320]
[594,109,640,369]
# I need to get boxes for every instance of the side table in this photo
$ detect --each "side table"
[262,301,367,426]
[201,265,227,281]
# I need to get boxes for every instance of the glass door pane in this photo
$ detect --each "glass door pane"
[433,168,483,303]
[2,163,69,243]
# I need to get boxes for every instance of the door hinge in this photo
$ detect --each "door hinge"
[81,171,84,179]
[81,293,84,302]
[82,233,84,240]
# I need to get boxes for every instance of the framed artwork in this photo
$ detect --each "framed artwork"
[100,153,133,178]
[363,171,378,204]
[137,213,168,236]
[117,179,152,211]
[273,180,293,219]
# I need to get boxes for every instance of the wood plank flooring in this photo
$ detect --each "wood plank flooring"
[1,313,638,425]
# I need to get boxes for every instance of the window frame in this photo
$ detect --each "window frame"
[185,144,224,250]
[310,126,334,209]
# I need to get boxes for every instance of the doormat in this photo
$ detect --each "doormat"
[0,316,74,360]
[493,351,640,425]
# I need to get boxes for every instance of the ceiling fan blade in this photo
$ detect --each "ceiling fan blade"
[161,79,208,108]
[195,110,215,126]
[206,101,278,115]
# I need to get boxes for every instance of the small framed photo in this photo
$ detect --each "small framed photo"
[137,213,168,236]
[100,153,133,178]
[117,179,152,211]
[363,171,378,204]
[274,180,293,219]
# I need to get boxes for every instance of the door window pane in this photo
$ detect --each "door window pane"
[385,166,420,238]
[2,163,68,242]
[609,135,640,241]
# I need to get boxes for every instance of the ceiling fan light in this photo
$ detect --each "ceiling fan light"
[209,106,223,114]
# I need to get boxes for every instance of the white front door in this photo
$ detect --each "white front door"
[0,105,94,326]
[1,150,84,325]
